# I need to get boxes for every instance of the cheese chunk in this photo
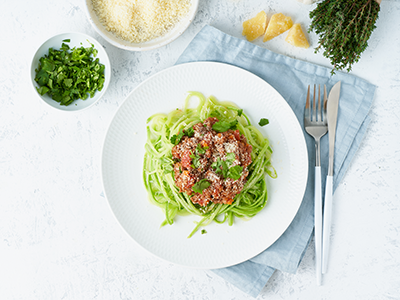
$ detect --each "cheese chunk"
[263,13,293,42]
[242,11,268,42]
[285,23,310,48]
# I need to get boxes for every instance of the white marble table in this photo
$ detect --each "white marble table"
[1,0,399,299]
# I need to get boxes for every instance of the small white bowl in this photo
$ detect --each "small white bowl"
[30,32,111,112]
[83,0,199,51]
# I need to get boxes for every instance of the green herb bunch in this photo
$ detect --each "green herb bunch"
[309,0,380,74]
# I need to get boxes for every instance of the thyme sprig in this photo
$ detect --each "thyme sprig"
[309,0,380,74]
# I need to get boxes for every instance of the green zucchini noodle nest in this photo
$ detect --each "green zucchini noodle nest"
[143,91,277,237]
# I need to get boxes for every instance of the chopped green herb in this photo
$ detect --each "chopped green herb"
[196,143,207,155]
[225,153,236,165]
[34,40,105,106]
[192,179,211,194]
[212,120,238,132]
[258,118,269,127]
[185,127,194,137]
[211,157,229,178]
[189,151,201,169]
[170,127,194,145]
[201,229,207,234]
[170,131,185,145]
[212,152,243,180]
[237,109,243,117]
[228,165,243,180]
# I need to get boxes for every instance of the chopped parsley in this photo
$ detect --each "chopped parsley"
[196,143,207,155]
[212,120,238,132]
[211,157,229,178]
[201,229,207,234]
[211,152,243,180]
[258,118,269,126]
[34,40,105,106]
[189,151,201,169]
[192,179,211,194]
[170,127,194,145]
[228,165,244,180]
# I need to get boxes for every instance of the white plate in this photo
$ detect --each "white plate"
[102,62,308,269]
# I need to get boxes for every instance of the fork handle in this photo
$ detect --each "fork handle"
[322,175,333,274]
[314,166,322,285]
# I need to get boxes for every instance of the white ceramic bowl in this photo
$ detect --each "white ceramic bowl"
[30,32,111,112]
[84,0,199,51]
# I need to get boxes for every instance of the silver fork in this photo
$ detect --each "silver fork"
[304,85,328,286]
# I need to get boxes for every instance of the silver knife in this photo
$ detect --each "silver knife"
[322,81,341,274]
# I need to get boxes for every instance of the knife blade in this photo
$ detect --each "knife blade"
[327,81,341,176]
[322,81,341,274]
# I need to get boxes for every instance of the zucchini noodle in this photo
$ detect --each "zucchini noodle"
[143,92,277,237]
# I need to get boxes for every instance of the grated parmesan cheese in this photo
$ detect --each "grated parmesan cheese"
[91,0,191,43]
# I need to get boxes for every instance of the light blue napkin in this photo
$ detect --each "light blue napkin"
[175,25,376,297]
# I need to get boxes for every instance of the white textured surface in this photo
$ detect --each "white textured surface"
[1,0,399,299]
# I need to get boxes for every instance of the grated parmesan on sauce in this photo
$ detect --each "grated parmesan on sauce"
[91,0,191,43]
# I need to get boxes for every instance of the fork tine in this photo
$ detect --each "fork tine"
[317,85,321,122]
[305,85,310,120]
[323,85,327,122]
[313,85,316,121]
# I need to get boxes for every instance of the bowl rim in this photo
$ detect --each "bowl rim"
[83,0,200,52]
[30,31,111,112]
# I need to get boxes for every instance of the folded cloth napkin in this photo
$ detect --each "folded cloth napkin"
[175,25,376,297]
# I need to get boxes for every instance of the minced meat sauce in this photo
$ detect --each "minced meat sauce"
[171,117,252,207]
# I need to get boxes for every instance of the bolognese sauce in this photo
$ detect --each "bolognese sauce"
[172,117,252,207]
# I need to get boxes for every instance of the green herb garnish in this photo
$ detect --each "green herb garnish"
[211,152,243,180]
[34,40,105,106]
[309,0,380,74]
[201,229,207,234]
[228,165,243,180]
[170,127,194,145]
[192,179,211,194]
[170,131,185,145]
[189,151,201,169]
[211,157,229,178]
[258,118,269,126]
[212,120,238,132]
[196,143,207,155]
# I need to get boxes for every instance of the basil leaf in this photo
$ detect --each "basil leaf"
[192,179,211,194]
[258,118,269,126]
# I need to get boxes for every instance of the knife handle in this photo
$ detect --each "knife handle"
[322,175,333,274]
[314,166,322,285]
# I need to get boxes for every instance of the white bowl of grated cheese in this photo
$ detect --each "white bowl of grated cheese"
[84,0,199,51]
